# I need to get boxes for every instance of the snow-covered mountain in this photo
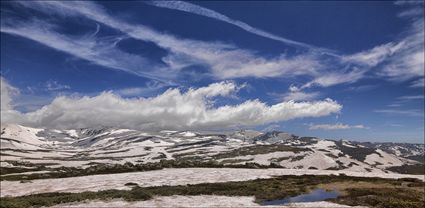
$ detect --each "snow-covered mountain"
[1,124,423,174]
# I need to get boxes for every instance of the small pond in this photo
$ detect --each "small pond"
[261,188,339,205]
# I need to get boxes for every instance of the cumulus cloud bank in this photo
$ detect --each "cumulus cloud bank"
[1,80,342,130]
[0,77,19,111]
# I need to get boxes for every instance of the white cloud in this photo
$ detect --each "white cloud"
[0,77,19,111]
[342,42,404,67]
[1,19,172,82]
[348,3,424,83]
[113,81,167,97]
[145,1,324,51]
[261,124,280,132]
[397,95,424,100]
[337,3,424,87]
[309,123,368,130]
[385,94,424,108]
[410,78,425,88]
[387,123,403,127]
[1,80,342,130]
[269,85,320,102]
[10,0,324,80]
[301,67,367,88]
[374,109,424,117]
[4,0,422,91]
[114,87,154,97]
[281,91,320,102]
[395,0,425,6]
[387,103,402,107]
[45,80,70,91]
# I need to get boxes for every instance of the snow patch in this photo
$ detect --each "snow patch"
[1,168,423,197]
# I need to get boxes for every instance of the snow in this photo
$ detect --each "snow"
[364,149,404,168]
[160,130,177,134]
[310,140,335,149]
[65,130,78,138]
[220,152,296,165]
[0,149,72,159]
[51,196,364,207]
[2,170,53,176]
[0,161,15,168]
[283,152,337,170]
[2,124,422,176]
[0,124,46,145]
[110,129,133,134]
[342,140,356,148]
[309,140,342,156]
[1,168,423,197]
[0,139,42,150]
[52,196,259,207]
[179,131,197,137]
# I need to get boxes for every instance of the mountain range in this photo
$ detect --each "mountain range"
[1,123,424,175]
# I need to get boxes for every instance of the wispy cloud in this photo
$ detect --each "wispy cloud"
[45,80,70,91]
[387,103,402,108]
[301,67,367,88]
[336,2,424,89]
[113,81,167,97]
[308,123,368,130]
[9,1,326,81]
[281,91,320,102]
[147,0,424,89]
[1,18,172,83]
[270,85,320,102]
[410,78,425,88]
[386,94,424,107]
[145,1,323,51]
[397,95,424,100]
[4,0,424,91]
[374,109,424,117]
[386,123,403,127]
[341,42,403,67]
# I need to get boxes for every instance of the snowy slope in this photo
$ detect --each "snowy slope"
[1,124,423,174]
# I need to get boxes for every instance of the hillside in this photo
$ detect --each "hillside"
[1,123,423,176]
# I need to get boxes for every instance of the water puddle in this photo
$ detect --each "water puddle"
[261,188,339,205]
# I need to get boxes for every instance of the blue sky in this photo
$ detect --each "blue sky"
[0,1,424,143]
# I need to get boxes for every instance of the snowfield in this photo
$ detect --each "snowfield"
[1,124,424,208]
[1,124,423,176]
[1,168,423,197]
[51,195,365,207]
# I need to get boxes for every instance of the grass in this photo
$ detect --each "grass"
[1,175,423,208]
[0,160,284,181]
[211,144,309,159]
[322,180,425,208]
[0,162,162,181]
[269,157,291,163]
[220,158,254,164]
[0,161,58,175]
[387,164,425,175]
[335,140,379,162]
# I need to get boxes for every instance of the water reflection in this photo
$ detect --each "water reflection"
[261,188,339,205]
